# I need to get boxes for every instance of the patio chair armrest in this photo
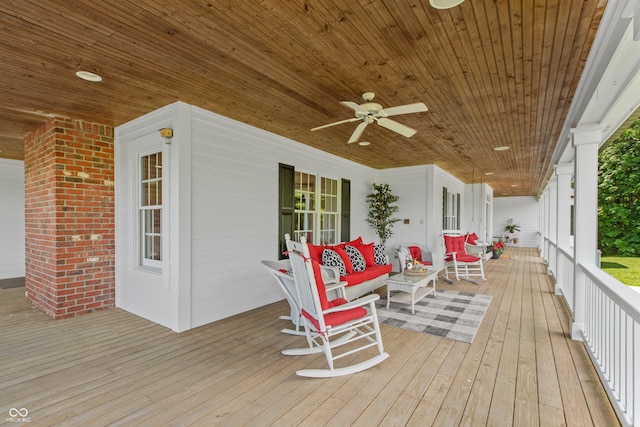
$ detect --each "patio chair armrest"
[325,281,348,300]
[323,293,380,314]
[319,264,340,284]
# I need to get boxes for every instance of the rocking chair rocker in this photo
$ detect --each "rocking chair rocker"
[283,236,389,377]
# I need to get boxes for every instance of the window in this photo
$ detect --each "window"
[293,171,339,244]
[140,151,162,268]
[442,187,460,230]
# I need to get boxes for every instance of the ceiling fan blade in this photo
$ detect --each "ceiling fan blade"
[376,117,417,138]
[340,101,368,114]
[311,117,361,131]
[380,102,428,117]
[348,121,369,143]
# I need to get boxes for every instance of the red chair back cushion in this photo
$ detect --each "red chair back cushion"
[408,246,432,266]
[444,235,468,256]
[311,259,330,310]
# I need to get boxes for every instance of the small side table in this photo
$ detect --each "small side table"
[385,270,438,314]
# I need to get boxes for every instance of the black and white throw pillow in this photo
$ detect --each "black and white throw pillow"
[322,248,346,276]
[345,245,366,272]
[373,244,387,265]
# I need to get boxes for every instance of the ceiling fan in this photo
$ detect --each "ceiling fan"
[311,92,428,143]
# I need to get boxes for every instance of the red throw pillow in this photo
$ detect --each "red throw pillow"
[408,246,423,262]
[466,233,479,245]
[347,236,363,246]
[328,245,353,273]
[354,242,375,267]
[306,242,324,264]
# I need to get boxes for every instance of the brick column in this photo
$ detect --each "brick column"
[24,118,115,318]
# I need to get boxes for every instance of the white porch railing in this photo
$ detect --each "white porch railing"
[548,239,640,426]
[555,246,574,315]
[579,263,640,427]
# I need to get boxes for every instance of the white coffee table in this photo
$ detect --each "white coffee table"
[385,270,438,314]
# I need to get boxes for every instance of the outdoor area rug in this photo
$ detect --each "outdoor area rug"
[375,290,492,343]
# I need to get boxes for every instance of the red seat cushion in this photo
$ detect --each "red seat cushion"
[340,264,392,286]
[302,305,367,328]
[445,253,481,262]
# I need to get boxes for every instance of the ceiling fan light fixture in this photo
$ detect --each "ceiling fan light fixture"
[429,0,465,9]
[75,71,102,82]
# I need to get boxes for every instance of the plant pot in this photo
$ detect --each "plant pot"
[492,251,501,259]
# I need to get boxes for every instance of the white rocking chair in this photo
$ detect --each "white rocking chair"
[283,236,389,377]
[261,259,306,336]
[442,230,485,283]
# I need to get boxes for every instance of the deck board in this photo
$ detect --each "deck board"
[0,248,620,426]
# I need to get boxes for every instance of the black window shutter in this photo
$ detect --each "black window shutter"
[278,163,295,259]
[456,193,461,230]
[442,187,447,229]
[340,179,351,242]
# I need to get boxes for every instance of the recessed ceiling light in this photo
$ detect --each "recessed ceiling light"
[429,0,465,9]
[75,71,102,82]
[485,172,494,175]
[511,184,519,187]
[358,141,370,146]
[494,146,510,151]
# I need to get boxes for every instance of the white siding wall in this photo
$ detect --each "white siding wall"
[461,183,494,243]
[377,166,428,270]
[189,105,377,328]
[0,159,25,279]
[493,196,540,248]
[379,165,467,272]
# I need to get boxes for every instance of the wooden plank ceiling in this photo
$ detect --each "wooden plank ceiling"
[0,0,606,196]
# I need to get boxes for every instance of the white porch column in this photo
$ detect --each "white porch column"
[571,124,603,340]
[541,186,549,261]
[555,163,573,294]
[547,176,558,276]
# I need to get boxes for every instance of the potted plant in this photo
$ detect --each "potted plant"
[504,221,521,244]
[491,240,505,259]
[504,223,521,233]
[366,183,401,247]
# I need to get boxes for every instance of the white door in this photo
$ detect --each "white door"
[116,132,173,328]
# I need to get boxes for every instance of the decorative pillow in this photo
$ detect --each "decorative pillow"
[373,244,387,265]
[354,242,375,267]
[306,242,324,264]
[322,248,347,276]
[330,245,353,273]
[344,245,366,272]
[466,233,479,245]
[347,236,363,246]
